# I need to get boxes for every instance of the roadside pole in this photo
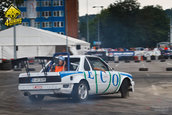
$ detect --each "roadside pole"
[170,16,172,43]
[14,25,17,59]
[86,0,89,43]
[93,6,104,49]
[65,0,68,53]
[14,0,17,59]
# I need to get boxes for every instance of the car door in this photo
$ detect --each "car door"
[108,70,121,94]
[83,58,97,95]
[87,57,111,94]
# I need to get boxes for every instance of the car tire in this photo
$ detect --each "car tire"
[29,95,44,102]
[120,79,130,98]
[72,81,89,102]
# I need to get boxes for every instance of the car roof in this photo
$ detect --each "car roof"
[56,55,99,58]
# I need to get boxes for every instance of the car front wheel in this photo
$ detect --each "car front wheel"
[120,79,130,98]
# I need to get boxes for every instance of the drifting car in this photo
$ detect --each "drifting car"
[18,53,134,102]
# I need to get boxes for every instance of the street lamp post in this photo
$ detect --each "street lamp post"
[65,0,68,53]
[93,6,104,48]
[86,0,89,42]
[14,0,17,59]
[170,15,172,43]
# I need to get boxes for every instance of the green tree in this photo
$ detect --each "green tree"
[101,0,140,48]
[79,0,170,48]
[137,6,169,47]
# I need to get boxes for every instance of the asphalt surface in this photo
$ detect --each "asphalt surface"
[0,60,172,115]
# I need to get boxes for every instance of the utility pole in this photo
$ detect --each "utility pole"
[86,0,89,42]
[65,0,68,53]
[170,16,172,43]
[13,0,17,59]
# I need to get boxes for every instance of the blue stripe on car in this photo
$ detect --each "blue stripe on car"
[59,72,84,78]
[119,73,133,79]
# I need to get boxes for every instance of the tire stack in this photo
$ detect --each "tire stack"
[1,60,12,70]
[0,63,2,70]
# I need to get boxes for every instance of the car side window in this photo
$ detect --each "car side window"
[84,59,90,71]
[87,57,109,71]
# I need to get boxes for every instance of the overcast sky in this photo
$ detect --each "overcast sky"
[79,0,172,16]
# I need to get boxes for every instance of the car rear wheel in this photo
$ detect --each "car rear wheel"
[29,95,44,102]
[72,81,89,102]
[120,79,130,98]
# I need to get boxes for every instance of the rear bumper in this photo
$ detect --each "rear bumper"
[18,83,74,95]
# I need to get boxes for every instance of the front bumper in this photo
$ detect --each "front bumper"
[130,81,135,92]
[18,83,74,95]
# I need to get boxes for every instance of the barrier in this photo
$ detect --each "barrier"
[146,56,151,62]
[134,56,143,62]
[114,56,119,63]
[86,51,171,63]
[107,55,171,62]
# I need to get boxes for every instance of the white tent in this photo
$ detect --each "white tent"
[0,25,90,59]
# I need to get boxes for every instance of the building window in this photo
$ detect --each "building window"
[42,11,51,17]
[35,22,40,28]
[37,12,40,17]
[59,32,64,35]
[21,12,26,18]
[37,1,40,7]
[53,11,63,17]
[42,0,51,7]
[54,21,64,27]
[53,0,63,6]
[60,0,63,6]
[42,22,52,28]
[20,1,26,7]
[22,22,29,26]
[57,32,64,35]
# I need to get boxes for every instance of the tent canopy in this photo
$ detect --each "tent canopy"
[0,25,90,46]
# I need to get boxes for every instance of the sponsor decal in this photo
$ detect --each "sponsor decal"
[110,51,135,57]
[59,72,83,78]
[103,71,111,94]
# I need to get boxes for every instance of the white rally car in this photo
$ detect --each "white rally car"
[18,53,134,102]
